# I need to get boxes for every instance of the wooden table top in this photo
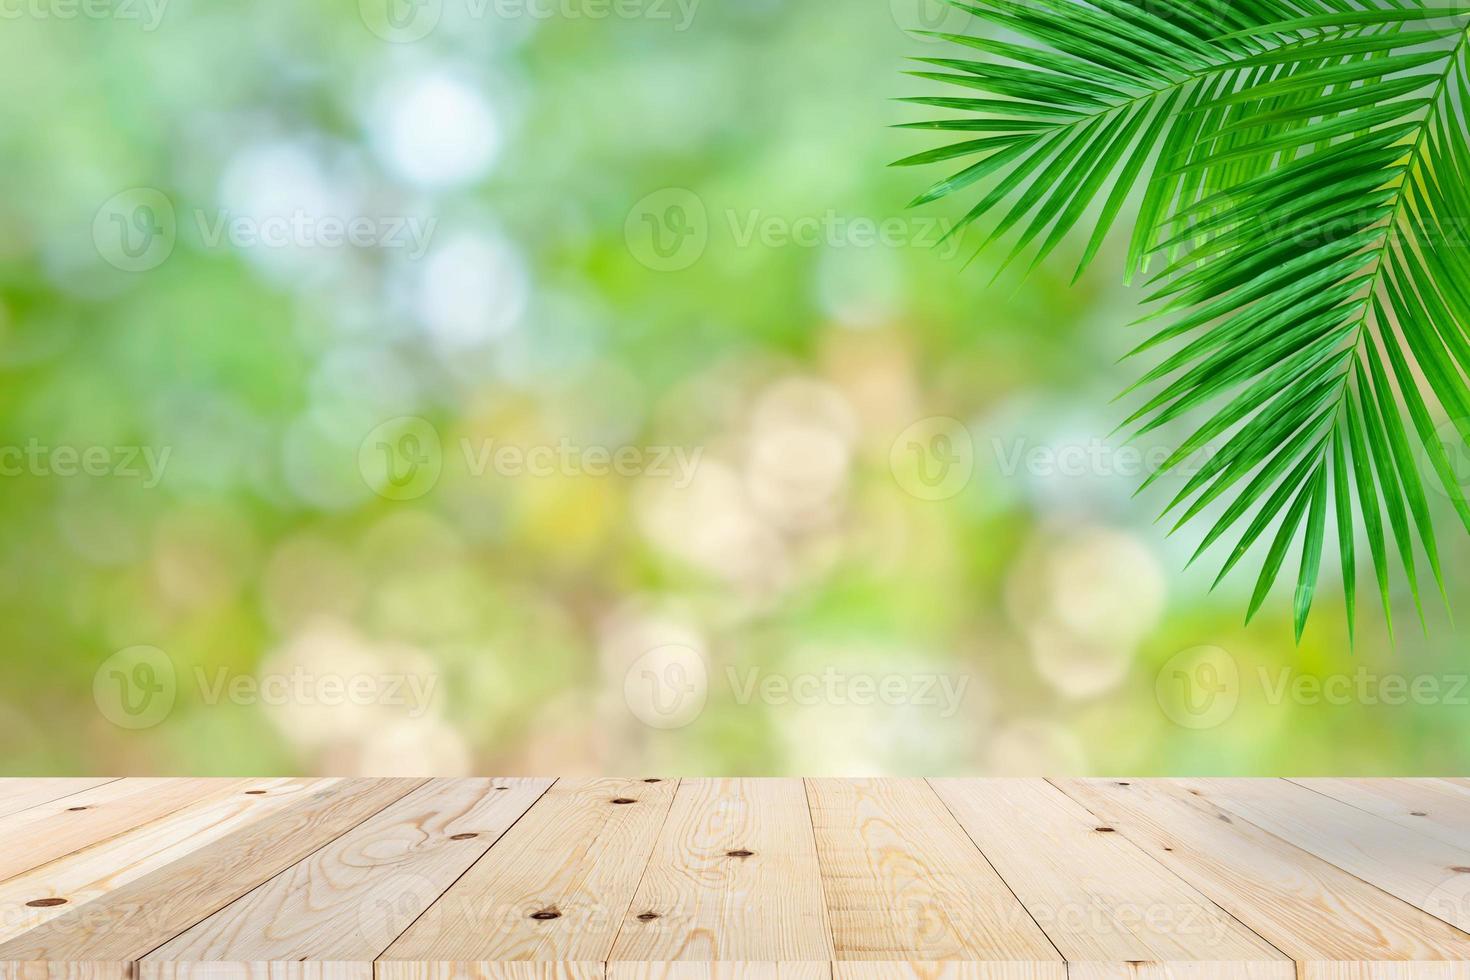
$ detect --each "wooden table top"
[0,778,1468,979]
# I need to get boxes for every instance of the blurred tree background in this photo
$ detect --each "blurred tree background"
[1,0,1467,776]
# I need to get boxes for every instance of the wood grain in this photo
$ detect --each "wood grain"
[1290,779,1470,851]
[137,964,370,980]
[0,779,423,961]
[829,963,1061,980]
[381,778,677,964]
[608,963,828,980]
[0,778,1464,979]
[0,780,246,884]
[377,964,604,980]
[0,965,132,980]
[0,779,335,942]
[0,781,119,821]
[805,778,1062,976]
[148,779,552,962]
[1293,967,1470,979]
[1054,779,1470,971]
[609,779,832,965]
[931,779,1290,979]
[1174,778,1470,933]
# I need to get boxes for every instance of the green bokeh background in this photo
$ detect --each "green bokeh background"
[1,0,1467,776]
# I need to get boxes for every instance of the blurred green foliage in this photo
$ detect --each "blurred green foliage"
[0,0,1467,777]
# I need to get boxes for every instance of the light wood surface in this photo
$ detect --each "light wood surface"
[608,779,832,964]
[1171,778,1470,935]
[931,779,1289,976]
[1053,779,1470,976]
[0,782,119,822]
[138,964,373,980]
[0,778,1466,979]
[149,779,553,962]
[0,780,245,884]
[0,778,337,943]
[806,778,1060,971]
[0,778,424,961]
[381,777,677,965]
[1289,779,1470,851]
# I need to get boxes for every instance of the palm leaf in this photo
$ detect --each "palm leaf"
[898,0,1470,638]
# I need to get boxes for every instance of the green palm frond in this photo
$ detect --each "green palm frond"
[898,0,1470,639]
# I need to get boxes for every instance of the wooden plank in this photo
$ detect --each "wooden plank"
[608,963,828,980]
[1174,778,1470,933]
[805,778,1063,979]
[830,964,1061,980]
[0,782,119,821]
[1290,779,1470,851]
[377,964,603,980]
[0,777,1466,978]
[0,779,240,884]
[1295,968,1470,980]
[381,778,677,965]
[1053,779,1470,969]
[0,779,424,961]
[1060,966,1287,980]
[148,779,552,961]
[930,779,1289,979]
[834,963,1239,980]
[0,779,336,943]
[138,964,371,980]
[608,779,832,964]
[0,966,132,980]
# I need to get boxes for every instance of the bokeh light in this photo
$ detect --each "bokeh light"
[0,0,1467,778]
